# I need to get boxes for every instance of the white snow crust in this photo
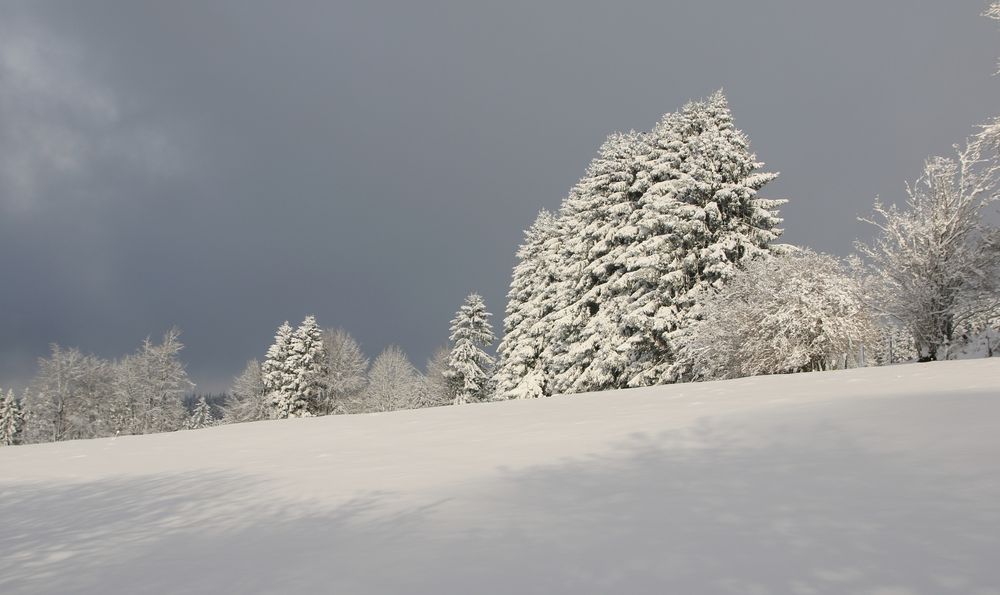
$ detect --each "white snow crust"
[2,359,999,594]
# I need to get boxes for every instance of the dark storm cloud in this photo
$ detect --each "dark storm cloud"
[1,0,996,391]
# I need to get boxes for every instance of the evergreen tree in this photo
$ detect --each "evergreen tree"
[0,388,23,446]
[496,92,785,397]
[186,395,214,429]
[445,294,496,404]
[262,321,297,418]
[616,92,784,387]
[286,315,327,416]
[493,210,560,399]
[546,131,653,394]
[263,316,327,418]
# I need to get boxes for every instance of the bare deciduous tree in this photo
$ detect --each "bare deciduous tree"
[856,137,1000,360]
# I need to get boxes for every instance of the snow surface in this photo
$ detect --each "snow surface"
[2,359,999,594]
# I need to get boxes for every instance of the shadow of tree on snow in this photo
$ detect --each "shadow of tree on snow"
[2,417,998,594]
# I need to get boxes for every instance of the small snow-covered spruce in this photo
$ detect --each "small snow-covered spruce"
[445,293,496,405]
[223,359,270,423]
[363,346,423,412]
[262,321,297,418]
[265,316,328,419]
[673,249,878,381]
[855,138,1000,361]
[186,396,214,430]
[0,388,23,446]
[286,315,328,416]
[319,328,368,415]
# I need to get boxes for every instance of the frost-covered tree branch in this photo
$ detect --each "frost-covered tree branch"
[856,135,1000,360]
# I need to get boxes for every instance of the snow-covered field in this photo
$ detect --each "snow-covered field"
[2,360,999,595]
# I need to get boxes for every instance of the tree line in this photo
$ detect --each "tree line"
[2,4,998,446]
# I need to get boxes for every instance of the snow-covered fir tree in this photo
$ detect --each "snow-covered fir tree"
[319,328,368,414]
[186,395,214,429]
[493,209,561,400]
[0,388,23,446]
[264,317,328,418]
[286,315,328,416]
[614,92,784,387]
[495,92,785,398]
[262,321,297,418]
[445,293,496,404]
[545,131,653,394]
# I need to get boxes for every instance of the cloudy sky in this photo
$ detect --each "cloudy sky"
[0,0,996,392]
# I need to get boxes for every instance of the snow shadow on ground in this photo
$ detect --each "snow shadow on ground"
[1,417,998,595]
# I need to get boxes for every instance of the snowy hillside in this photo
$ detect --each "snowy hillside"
[2,359,999,595]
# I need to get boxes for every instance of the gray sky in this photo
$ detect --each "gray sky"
[0,0,997,393]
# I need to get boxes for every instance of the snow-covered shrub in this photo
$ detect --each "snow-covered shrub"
[673,250,878,381]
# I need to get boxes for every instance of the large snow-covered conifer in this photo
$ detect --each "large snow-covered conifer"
[545,131,653,394]
[493,209,561,400]
[495,92,785,397]
[445,294,496,404]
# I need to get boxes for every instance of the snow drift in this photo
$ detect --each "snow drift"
[2,359,999,594]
